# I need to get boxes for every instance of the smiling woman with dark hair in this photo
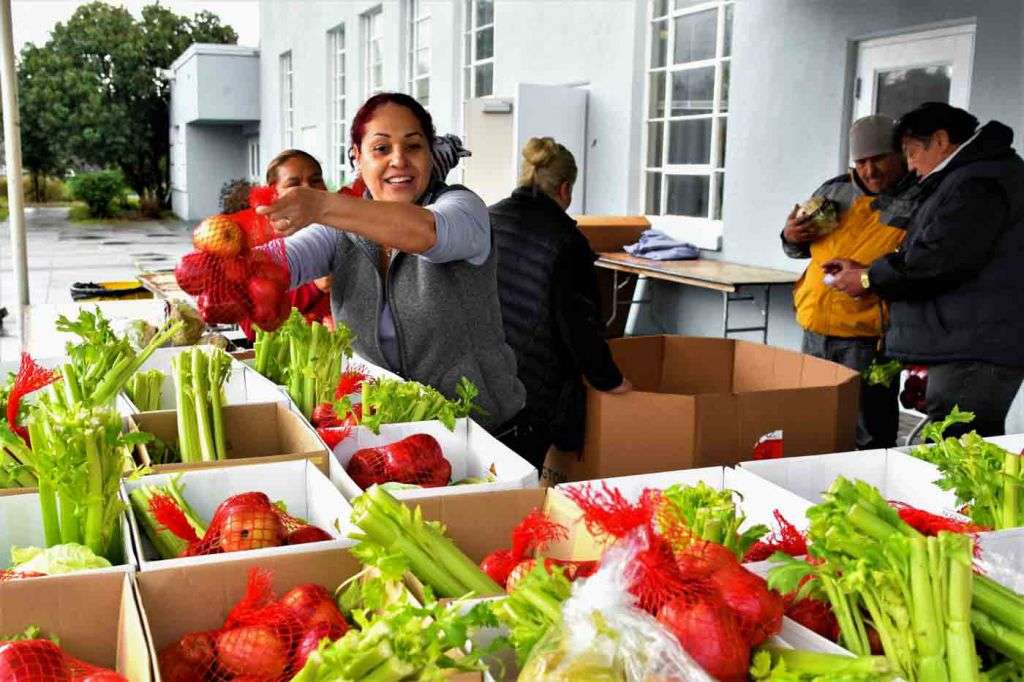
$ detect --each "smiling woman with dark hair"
[256,93,525,432]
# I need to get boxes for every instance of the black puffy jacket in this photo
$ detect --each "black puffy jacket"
[489,188,623,449]
[868,121,1024,365]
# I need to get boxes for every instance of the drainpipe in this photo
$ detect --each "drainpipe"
[0,0,28,316]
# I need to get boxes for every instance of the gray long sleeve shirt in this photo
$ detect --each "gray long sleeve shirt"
[284,189,491,370]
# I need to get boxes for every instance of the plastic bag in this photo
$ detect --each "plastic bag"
[0,638,126,681]
[517,531,713,682]
[157,568,348,682]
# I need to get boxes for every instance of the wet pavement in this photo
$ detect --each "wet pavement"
[0,206,193,356]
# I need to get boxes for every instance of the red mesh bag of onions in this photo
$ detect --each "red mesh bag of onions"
[148,491,333,558]
[175,187,293,332]
[0,636,126,681]
[157,568,349,682]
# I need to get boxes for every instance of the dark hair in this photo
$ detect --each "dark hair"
[349,92,437,167]
[893,102,979,147]
[265,149,323,185]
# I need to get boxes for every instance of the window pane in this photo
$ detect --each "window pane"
[464,67,472,97]
[875,65,952,119]
[476,27,493,60]
[416,48,430,75]
[723,4,734,57]
[712,172,725,219]
[671,66,713,116]
[715,117,727,168]
[416,78,430,103]
[476,0,494,26]
[464,32,472,63]
[417,19,431,49]
[649,71,666,118]
[475,62,493,97]
[371,41,382,65]
[373,64,383,88]
[652,0,668,18]
[668,118,711,165]
[718,61,730,112]
[666,174,709,217]
[647,121,664,167]
[675,0,710,8]
[645,172,662,215]
[464,0,472,27]
[673,10,716,64]
[651,20,667,68]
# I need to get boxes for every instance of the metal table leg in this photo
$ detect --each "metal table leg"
[722,284,772,343]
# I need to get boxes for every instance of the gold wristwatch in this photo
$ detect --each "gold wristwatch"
[860,271,871,291]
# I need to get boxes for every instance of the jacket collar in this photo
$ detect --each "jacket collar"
[509,186,576,228]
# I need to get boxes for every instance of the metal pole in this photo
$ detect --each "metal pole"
[0,0,28,310]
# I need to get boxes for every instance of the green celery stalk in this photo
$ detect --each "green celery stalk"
[171,353,195,463]
[89,321,182,407]
[190,349,215,462]
[973,576,1024,632]
[129,486,190,559]
[909,535,948,681]
[207,350,231,461]
[971,610,1024,665]
[60,363,84,406]
[361,659,415,682]
[1003,450,1020,530]
[82,430,108,557]
[753,647,893,677]
[943,532,980,681]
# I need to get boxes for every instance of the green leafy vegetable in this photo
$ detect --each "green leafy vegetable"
[10,543,111,574]
[124,369,165,412]
[490,563,571,665]
[129,474,207,560]
[350,376,480,434]
[912,407,1024,529]
[171,347,232,463]
[749,646,894,680]
[660,481,769,559]
[863,358,903,388]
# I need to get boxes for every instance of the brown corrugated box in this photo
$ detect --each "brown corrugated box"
[573,215,648,253]
[0,571,153,681]
[129,401,329,475]
[545,335,859,482]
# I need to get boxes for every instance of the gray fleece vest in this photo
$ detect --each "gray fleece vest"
[329,182,525,431]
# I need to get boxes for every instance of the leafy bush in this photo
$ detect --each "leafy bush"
[0,175,70,203]
[219,177,252,213]
[67,170,127,217]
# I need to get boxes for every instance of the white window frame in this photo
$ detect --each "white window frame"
[406,0,431,106]
[462,0,494,100]
[247,135,260,182]
[641,0,733,247]
[279,51,294,148]
[363,6,384,98]
[328,23,349,186]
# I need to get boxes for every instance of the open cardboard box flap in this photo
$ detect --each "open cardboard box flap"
[549,336,859,481]
[123,458,351,570]
[130,401,329,475]
[0,570,152,681]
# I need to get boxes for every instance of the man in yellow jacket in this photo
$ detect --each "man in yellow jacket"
[782,115,907,448]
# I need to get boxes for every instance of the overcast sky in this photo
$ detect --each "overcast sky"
[12,0,260,52]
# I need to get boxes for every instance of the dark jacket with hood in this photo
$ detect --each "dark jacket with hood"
[868,121,1024,365]
[489,187,623,450]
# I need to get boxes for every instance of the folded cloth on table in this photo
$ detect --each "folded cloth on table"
[623,229,699,261]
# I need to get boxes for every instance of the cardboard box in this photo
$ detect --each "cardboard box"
[116,346,291,415]
[0,570,152,681]
[123,459,351,570]
[739,448,957,516]
[557,466,813,546]
[549,336,858,481]
[329,417,538,500]
[573,215,648,253]
[129,401,329,474]
[0,488,138,572]
[977,528,1024,593]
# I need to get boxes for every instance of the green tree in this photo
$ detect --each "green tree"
[16,2,237,207]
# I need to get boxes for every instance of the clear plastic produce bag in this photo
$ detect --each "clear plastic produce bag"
[517,531,713,682]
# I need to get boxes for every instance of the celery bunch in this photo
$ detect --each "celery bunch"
[253,310,354,418]
[51,307,182,408]
[659,481,770,559]
[171,347,232,463]
[124,369,165,412]
[349,485,502,599]
[490,563,572,665]
[4,403,149,562]
[750,647,894,680]
[129,474,207,559]
[769,477,1024,681]
[912,407,1024,530]
[351,376,480,434]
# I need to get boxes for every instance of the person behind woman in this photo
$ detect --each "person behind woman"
[489,137,631,467]
[264,149,334,328]
[256,93,524,431]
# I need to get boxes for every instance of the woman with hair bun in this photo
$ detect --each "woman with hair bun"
[256,93,524,431]
[490,137,631,467]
